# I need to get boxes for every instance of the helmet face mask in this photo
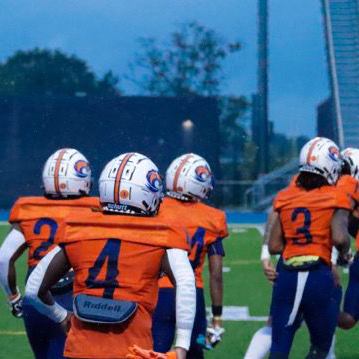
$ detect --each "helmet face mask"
[299,137,342,185]
[42,148,92,198]
[165,153,214,201]
[99,153,163,216]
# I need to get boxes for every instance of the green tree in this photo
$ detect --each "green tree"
[128,21,241,96]
[0,48,120,96]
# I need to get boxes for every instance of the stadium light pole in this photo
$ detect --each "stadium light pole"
[257,0,269,174]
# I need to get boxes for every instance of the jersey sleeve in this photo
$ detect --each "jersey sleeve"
[208,238,225,257]
[8,199,23,223]
[335,177,358,210]
[217,211,228,239]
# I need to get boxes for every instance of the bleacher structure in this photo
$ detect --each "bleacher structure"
[245,0,359,210]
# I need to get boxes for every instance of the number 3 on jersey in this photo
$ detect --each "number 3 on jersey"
[292,207,312,245]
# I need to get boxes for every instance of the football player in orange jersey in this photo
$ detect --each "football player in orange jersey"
[268,137,353,359]
[0,148,98,359]
[337,148,359,330]
[25,153,196,359]
[151,153,228,359]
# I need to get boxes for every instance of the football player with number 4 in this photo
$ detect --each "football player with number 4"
[25,153,196,359]
[0,148,98,359]
[151,153,228,359]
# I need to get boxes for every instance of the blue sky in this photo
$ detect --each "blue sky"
[0,0,329,137]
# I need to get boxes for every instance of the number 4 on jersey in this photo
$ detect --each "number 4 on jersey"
[189,227,205,269]
[86,238,122,299]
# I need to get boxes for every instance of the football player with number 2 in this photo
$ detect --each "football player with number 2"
[25,153,196,359]
[0,148,98,359]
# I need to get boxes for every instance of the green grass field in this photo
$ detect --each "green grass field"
[0,223,359,358]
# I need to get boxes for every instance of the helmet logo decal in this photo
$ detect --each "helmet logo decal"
[328,146,340,162]
[114,153,134,204]
[195,165,211,182]
[74,160,89,178]
[146,170,162,192]
[54,149,67,194]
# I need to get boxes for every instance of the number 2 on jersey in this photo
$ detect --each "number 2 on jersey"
[32,218,58,260]
[291,207,312,245]
[85,238,121,299]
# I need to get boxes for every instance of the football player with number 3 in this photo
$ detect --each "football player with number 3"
[151,153,228,359]
[25,153,196,359]
[268,137,353,359]
[0,148,98,359]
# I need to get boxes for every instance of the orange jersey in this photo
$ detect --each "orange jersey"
[274,184,353,265]
[158,197,228,289]
[8,196,100,267]
[337,175,359,250]
[336,175,359,204]
[59,210,188,359]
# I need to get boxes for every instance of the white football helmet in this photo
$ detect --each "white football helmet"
[299,137,342,185]
[42,148,92,197]
[99,152,163,216]
[166,153,214,201]
[342,148,359,180]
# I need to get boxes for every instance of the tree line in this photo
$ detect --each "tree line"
[0,21,306,183]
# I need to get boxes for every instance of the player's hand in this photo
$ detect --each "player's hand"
[337,249,353,267]
[262,259,278,284]
[206,316,225,349]
[60,312,73,335]
[126,345,177,359]
[331,265,342,287]
[173,347,186,359]
[7,293,23,318]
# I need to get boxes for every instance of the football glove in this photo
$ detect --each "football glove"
[206,317,225,349]
[337,248,353,267]
[126,345,177,359]
[7,292,23,318]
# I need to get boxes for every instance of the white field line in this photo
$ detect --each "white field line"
[228,223,265,236]
[0,330,26,335]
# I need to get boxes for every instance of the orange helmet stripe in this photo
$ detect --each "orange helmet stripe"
[114,153,134,204]
[306,138,322,165]
[54,149,67,194]
[173,154,193,192]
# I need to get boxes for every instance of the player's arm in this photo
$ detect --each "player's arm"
[331,209,351,263]
[208,246,224,318]
[25,246,72,332]
[161,248,196,359]
[261,208,279,283]
[201,238,225,349]
[268,214,285,255]
[0,223,27,317]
